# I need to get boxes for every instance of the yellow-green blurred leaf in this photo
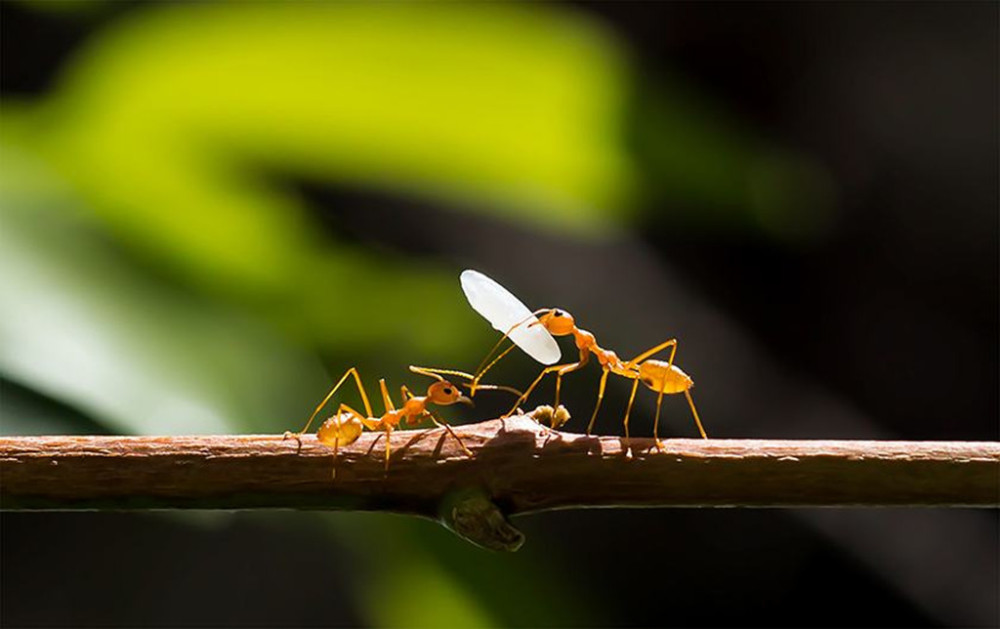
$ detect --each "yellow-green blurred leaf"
[0,138,323,435]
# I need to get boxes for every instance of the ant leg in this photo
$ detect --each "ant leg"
[509,350,588,418]
[331,438,338,479]
[553,359,589,411]
[623,378,641,443]
[383,425,393,472]
[626,339,678,368]
[427,409,472,456]
[505,367,555,418]
[469,312,544,388]
[324,403,373,479]
[471,344,517,395]
[505,361,583,418]
[653,389,666,451]
[334,404,379,432]
[585,369,610,436]
[684,390,708,439]
[287,367,374,440]
[379,379,396,413]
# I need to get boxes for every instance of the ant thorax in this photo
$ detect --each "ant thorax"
[400,397,426,419]
[573,330,620,369]
[573,328,597,350]
[595,347,621,369]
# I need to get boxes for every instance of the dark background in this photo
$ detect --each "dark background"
[2,2,996,627]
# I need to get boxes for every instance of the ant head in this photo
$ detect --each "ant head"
[428,380,474,407]
[535,308,575,336]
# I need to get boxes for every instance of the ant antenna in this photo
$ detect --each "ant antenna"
[409,365,524,398]
[408,365,447,382]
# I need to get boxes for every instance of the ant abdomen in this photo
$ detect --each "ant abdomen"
[638,360,694,394]
[317,415,364,447]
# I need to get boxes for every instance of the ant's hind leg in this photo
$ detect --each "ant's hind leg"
[623,378,641,445]
[653,389,666,451]
[627,339,678,368]
[320,403,371,480]
[289,367,374,439]
[330,439,339,480]
[685,390,708,439]
[282,429,305,454]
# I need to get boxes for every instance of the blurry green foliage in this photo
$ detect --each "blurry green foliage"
[2,4,639,626]
[632,80,835,240]
[25,2,634,360]
[333,511,596,628]
[0,138,323,436]
[1,2,831,627]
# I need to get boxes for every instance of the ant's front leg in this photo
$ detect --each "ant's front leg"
[504,361,584,419]
[426,409,473,457]
[553,353,590,411]
[506,348,589,420]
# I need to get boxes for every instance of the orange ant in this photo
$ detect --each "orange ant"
[471,308,708,448]
[286,366,518,477]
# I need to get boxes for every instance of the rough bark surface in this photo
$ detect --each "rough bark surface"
[4,416,998,514]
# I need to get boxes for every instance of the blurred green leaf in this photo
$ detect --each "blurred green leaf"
[364,546,496,629]
[0,138,324,435]
[11,1,829,365]
[1,4,837,626]
[332,511,592,629]
[0,378,110,436]
[0,132,517,626]
[16,3,634,365]
[632,80,836,243]
[32,2,632,297]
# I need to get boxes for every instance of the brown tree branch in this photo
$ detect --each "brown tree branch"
[2,415,998,550]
